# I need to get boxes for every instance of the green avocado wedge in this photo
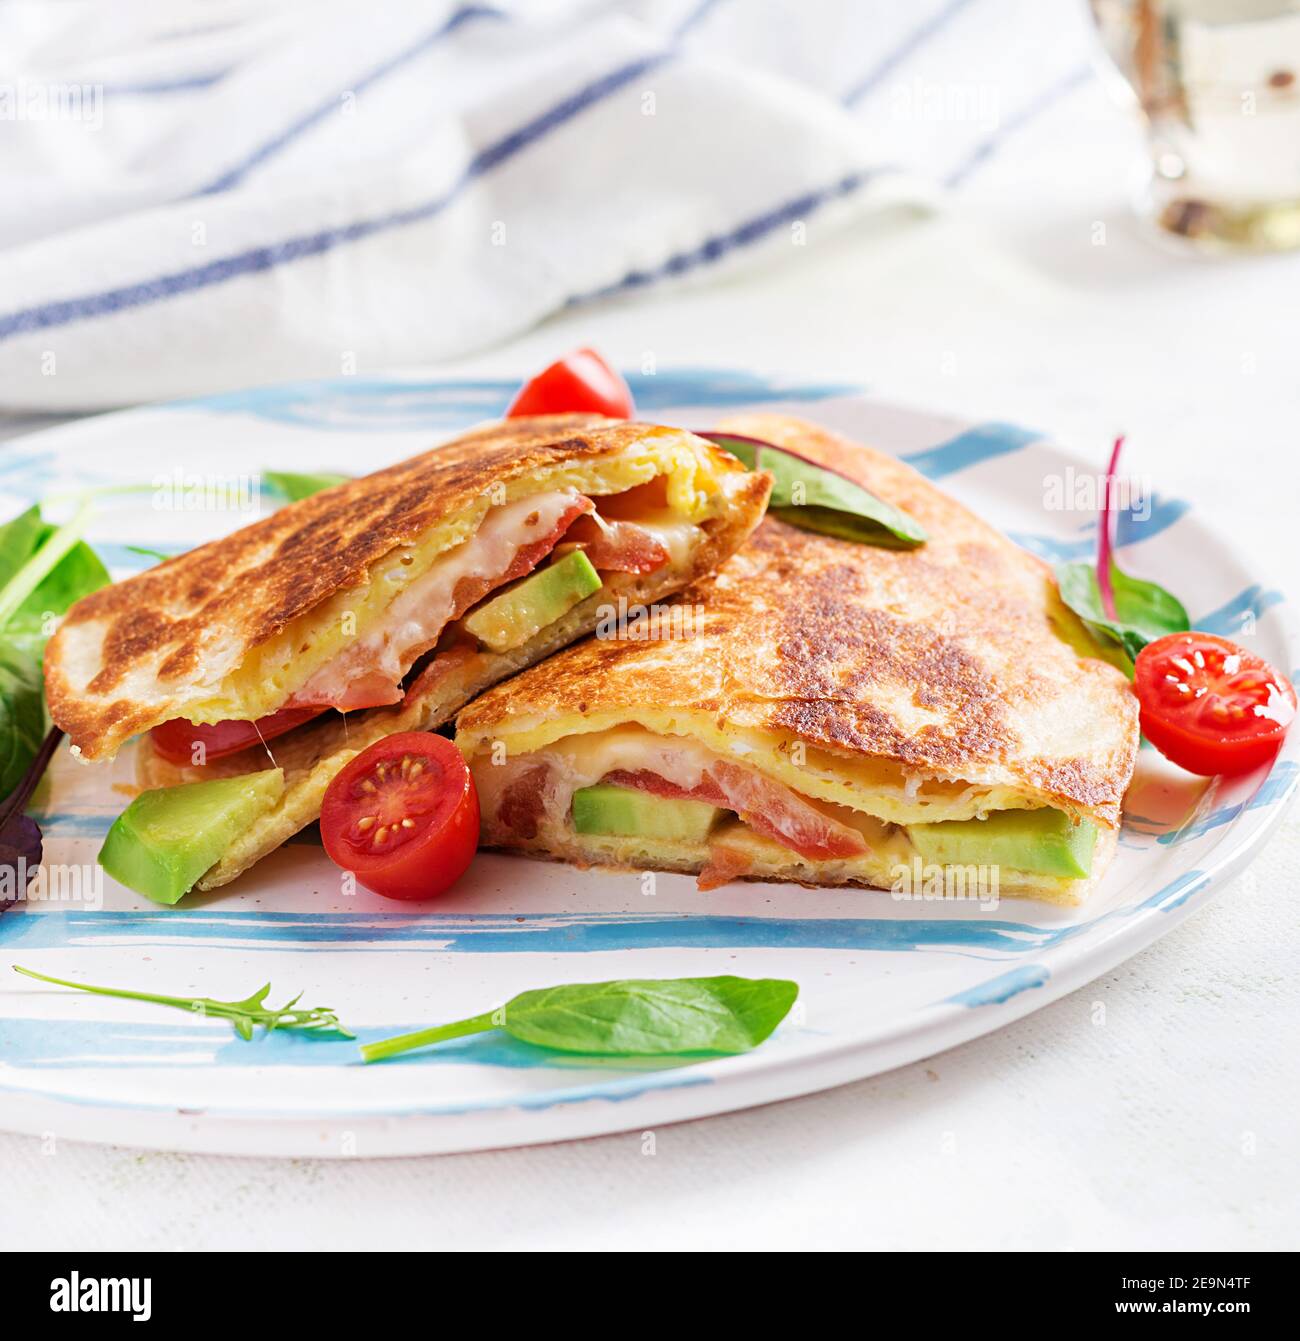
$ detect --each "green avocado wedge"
[572,784,722,843]
[463,549,602,654]
[907,808,1097,879]
[99,769,285,905]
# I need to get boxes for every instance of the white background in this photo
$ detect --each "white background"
[2,13,1299,1251]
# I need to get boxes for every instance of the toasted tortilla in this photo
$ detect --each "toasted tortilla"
[47,415,769,762]
[455,413,1140,904]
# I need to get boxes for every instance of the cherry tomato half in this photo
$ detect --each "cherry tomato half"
[320,732,480,901]
[1134,633,1296,777]
[506,347,634,419]
[151,706,324,765]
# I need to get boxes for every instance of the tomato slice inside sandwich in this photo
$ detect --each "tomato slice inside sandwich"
[150,706,325,765]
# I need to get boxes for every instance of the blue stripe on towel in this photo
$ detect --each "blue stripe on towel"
[105,71,232,96]
[0,50,671,344]
[567,170,891,304]
[842,0,976,106]
[945,63,1092,188]
[197,5,504,195]
[672,0,729,40]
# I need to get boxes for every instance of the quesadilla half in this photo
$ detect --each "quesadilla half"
[455,414,1140,905]
[47,414,770,889]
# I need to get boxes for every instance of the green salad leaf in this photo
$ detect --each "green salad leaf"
[1055,559,1189,668]
[0,646,45,800]
[13,965,354,1040]
[701,432,928,549]
[263,469,350,502]
[0,501,110,801]
[0,507,46,590]
[361,975,800,1063]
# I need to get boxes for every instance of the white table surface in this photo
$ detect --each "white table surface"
[2,62,1299,1252]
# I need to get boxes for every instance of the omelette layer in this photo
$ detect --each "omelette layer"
[48,416,765,761]
[455,413,1141,905]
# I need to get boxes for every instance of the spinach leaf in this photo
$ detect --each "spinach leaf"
[0,500,97,628]
[361,975,800,1063]
[1055,559,1189,666]
[263,470,350,502]
[0,501,111,897]
[0,645,45,799]
[701,432,927,548]
[0,507,46,590]
[5,540,111,657]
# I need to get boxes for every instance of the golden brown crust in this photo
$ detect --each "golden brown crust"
[458,413,1140,824]
[45,415,754,759]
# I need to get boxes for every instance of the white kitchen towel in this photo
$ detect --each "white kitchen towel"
[0,0,1100,410]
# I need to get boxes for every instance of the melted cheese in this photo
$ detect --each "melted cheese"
[475,725,719,827]
[292,490,581,704]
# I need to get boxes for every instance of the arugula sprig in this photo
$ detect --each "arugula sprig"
[361,975,799,1063]
[13,965,354,1040]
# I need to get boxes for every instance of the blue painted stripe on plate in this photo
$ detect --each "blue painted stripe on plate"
[943,963,1050,1007]
[168,368,861,426]
[1196,584,1284,637]
[0,908,1072,954]
[901,421,1040,478]
[0,1016,699,1073]
[1158,762,1299,846]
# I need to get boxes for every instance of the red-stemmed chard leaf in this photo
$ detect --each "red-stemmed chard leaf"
[1096,435,1124,620]
[1054,436,1189,671]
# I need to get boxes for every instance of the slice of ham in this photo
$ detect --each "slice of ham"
[696,842,755,892]
[400,639,479,708]
[603,764,869,862]
[561,516,671,573]
[497,762,554,841]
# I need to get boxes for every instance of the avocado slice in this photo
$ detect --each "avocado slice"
[463,550,602,653]
[907,808,1097,879]
[99,769,285,905]
[572,784,722,843]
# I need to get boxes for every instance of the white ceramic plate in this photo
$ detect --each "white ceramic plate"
[1,369,1295,1156]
